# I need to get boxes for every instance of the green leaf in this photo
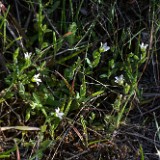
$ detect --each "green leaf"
[80,115,88,146]
[109,59,115,69]
[53,31,57,54]
[139,144,144,160]
[13,47,19,64]
[33,92,41,104]
[92,51,101,68]
[0,147,16,158]
[91,90,104,97]
[40,125,47,132]
[85,57,92,68]
[41,42,49,49]
[0,155,10,158]
[18,82,25,95]
[25,108,31,122]
[29,140,53,160]
[66,22,77,46]
[64,57,81,80]
[80,75,86,98]
[124,83,130,94]
[99,74,108,78]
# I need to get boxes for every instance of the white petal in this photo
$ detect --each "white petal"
[55,108,64,119]
[100,42,110,52]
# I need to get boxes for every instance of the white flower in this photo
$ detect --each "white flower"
[139,42,148,51]
[114,74,124,85]
[31,73,42,85]
[100,42,110,52]
[156,149,160,159]
[55,108,64,119]
[24,52,32,60]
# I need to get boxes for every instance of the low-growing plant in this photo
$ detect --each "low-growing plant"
[0,0,156,159]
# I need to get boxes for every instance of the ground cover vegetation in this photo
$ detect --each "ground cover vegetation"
[0,0,160,159]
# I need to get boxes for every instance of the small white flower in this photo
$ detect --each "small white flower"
[31,73,42,85]
[55,108,64,119]
[139,42,148,51]
[100,42,110,52]
[114,74,124,85]
[24,52,32,60]
[156,149,160,159]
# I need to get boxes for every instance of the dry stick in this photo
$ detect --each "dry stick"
[0,52,10,74]
[119,131,160,148]
[14,0,21,26]
[7,14,26,50]
[14,139,21,160]
[24,10,32,31]
[132,104,160,119]
[6,22,25,49]
[43,10,60,37]
[4,101,22,124]
[150,7,159,86]
[65,149,90,160]
[0,1,27,50]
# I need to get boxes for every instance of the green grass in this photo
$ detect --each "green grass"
[0,0,160,159]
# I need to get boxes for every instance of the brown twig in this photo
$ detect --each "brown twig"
[0,52,10,74]
[0,1,27,50]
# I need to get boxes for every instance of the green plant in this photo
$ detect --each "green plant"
[0,0,156,159]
